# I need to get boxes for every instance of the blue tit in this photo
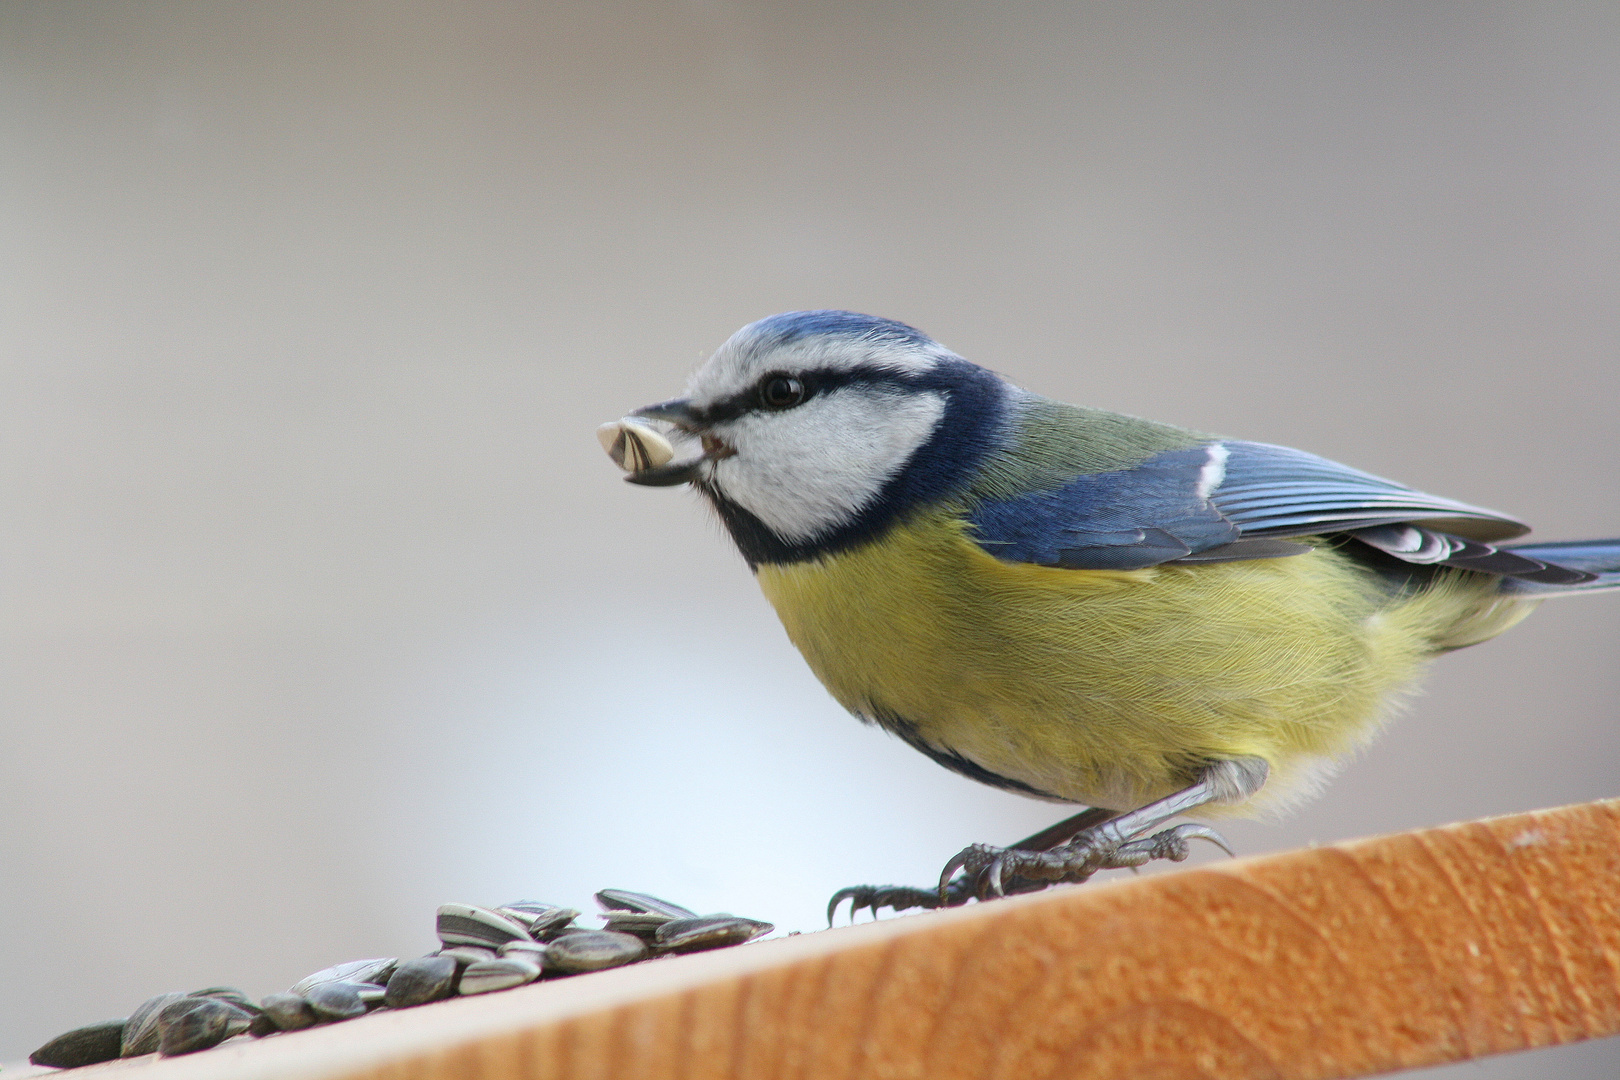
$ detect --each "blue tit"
[612,310,1620,918]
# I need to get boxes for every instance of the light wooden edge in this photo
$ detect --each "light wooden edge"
[34,799,1620,1080]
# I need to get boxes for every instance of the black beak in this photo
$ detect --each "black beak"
[624,458,705,486]
[631,398,705,430]
[622,397,716,486]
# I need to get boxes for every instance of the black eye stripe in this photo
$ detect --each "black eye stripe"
[694,365,924,423]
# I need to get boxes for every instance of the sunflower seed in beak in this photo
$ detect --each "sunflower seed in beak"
[597,418,675,474]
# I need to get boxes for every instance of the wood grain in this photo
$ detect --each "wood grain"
[49,799,1620,1080]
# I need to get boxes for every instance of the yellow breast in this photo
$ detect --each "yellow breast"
[754,511,1530,813]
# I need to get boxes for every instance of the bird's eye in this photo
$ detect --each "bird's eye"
[759,375,807,410]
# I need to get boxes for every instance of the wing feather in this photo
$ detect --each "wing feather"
[1211,442,1528,542]
[965,434,1540,574]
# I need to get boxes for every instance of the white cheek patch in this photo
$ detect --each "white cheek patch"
[709,388,948,543]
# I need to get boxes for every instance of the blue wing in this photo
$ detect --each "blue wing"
[967,446,1242,570]
[963,440,1589,582]
[1209,442,1527,542]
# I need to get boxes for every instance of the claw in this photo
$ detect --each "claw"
[1176,824,1236,858]
[826,887,862,927]
[938,848,972,902]
[986,853,1007,897]
[826,883,952,923]
[1109,822,1234,868]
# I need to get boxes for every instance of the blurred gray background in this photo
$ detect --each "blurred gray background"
[2,3,1617,1075]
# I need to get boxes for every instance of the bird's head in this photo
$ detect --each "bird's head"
[625,311,1009,566]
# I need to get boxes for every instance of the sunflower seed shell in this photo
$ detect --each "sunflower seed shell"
[457,957,541,995]
[496,901,580,940]
[30,1019,127,1069]
[122,992,188,1057]
[436,944,497,966]
[497,939,548,967]
[594,889,697,919]
[158,999,250,1057]
[544,929,648,974]
[258,992,318,1032]
[655,914,774,952]
[189,986,263,1016]
[596,419,675,473]
[291,958,397,996]
[305,981,371,1022]
[599,909,673,940]
[383,955,458,1008]
[437,903,535,949]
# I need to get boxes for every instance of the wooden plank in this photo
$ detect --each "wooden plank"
[41,799,1620,1080]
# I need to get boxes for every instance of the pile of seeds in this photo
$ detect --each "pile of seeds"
[29,889,772,1070]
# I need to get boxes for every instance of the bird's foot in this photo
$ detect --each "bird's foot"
[825,776,1257,925]
[826,876,977,924]
[944,822,1232,899]
[826,822,1231,923]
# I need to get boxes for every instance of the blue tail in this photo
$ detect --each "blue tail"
[1499,539,1620,595]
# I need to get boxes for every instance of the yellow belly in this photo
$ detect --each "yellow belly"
[755,511,1531,814]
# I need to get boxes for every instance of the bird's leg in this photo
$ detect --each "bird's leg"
[944,757,1268,899]
[826,759,1267,923]
[827,806,1123,923]
[1005,805,1124,852]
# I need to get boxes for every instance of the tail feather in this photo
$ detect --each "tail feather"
[1499,539,1620,595]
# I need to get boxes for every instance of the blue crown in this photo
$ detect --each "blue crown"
[744,310,935,350]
